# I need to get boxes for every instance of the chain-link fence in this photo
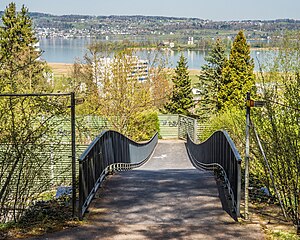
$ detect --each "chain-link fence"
[0,93,75,222]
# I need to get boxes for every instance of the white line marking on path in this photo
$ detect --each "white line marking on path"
[153,154,167,159]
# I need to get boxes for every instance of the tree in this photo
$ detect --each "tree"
[164,54,194,116]
[99,49,155,139]
[0,94,72,222]
[0,4,69,222]
[252,32,300,225]
[150,67,172,110]
[219,30,255,110]
[143,47,172,110]
[72,45,159,141]
[0,2,47,93]
[197,38,227,119]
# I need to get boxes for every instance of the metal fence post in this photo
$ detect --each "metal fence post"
[70,92,76,218]
[177,114,180,139]
[193,118,197,143]
[245,92,251,220]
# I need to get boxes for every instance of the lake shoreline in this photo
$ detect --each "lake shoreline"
[40,38,270,71]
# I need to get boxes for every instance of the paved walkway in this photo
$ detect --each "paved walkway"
[31,141,264,240]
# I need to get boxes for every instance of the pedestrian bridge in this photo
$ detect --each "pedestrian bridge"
[40,131,265,240]
[78,130,242,221]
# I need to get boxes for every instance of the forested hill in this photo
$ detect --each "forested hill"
[0,11,300,32]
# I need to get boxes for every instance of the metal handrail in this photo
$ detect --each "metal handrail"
[186,130,242,217]
[78,130,158,219]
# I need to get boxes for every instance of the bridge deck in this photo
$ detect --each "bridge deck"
[33,141,263,240]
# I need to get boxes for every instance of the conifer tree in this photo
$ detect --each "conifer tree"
[197,38,226,119]
[164,54,193,115]
[219,30,255,109]
[0,3,47,93]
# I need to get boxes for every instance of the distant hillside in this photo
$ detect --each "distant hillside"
[1,11,300,32]
[1,11,300,47]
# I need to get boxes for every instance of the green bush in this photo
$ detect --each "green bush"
[198,107,245,151]
[127,109,160,141]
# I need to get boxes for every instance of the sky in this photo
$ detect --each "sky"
[0,0,299,21]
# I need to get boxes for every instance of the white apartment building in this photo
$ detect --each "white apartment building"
[188,37,194,45]
[92,56,149,88]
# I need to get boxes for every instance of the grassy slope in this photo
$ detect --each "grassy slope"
[48,63,73,77]
[48,63,201,86]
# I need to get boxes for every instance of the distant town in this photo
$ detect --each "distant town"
[1,12,299,48]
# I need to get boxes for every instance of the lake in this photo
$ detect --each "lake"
[39,38,274,71]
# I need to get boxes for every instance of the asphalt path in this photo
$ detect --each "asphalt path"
[30,140,264,240]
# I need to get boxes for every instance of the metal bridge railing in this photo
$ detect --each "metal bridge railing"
[78,130,158,219]
[178,114,197,142]
[186,130,242,217]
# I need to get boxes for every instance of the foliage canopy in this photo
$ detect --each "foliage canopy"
[0,3,48,93]
[219,30,255,110]
[197,38,227,119]
[164,54,194,116]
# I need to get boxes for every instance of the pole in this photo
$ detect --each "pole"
[193,118,197,143]
[245,92,251,220]
[71,92,76,218]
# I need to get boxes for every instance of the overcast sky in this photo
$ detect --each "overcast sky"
[0,0,299,21]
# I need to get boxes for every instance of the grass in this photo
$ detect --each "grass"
[48,63,73,77]
[48,62,201,82]
[266,229,300,240]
